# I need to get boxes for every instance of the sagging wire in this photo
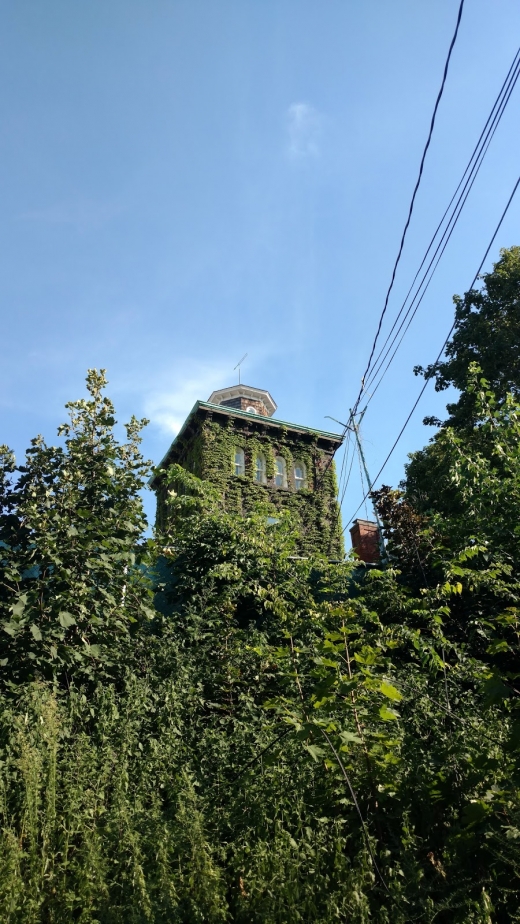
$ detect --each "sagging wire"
[342,174,520,533]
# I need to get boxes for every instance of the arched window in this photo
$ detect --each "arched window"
[246,405,258,415]
[234,448,245,476]
[274,456,287,488]
[254,454,266,484]
[294,462,306,490]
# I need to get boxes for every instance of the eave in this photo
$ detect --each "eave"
[149,401,343,488]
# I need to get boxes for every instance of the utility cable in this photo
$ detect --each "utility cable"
[318,727,394,897]
[339,435,357,509]
[355,0,465,414]
[365,125,498,405]
[362,48,520,400]
[343,174,520,531]
[335,430,352,507]
[357,435,369,520]
[318,40,518,496]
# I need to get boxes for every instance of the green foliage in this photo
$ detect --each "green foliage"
[0,370,154,688]
[1,365,520,921]
[0,682,227,923]
[415,245,520,426]
[155,414,344,558]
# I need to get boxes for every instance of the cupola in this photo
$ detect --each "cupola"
[208,384,277,418]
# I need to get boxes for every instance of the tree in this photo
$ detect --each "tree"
[1,370,520,922]
[415,246,520,427]
[0,370,154,688]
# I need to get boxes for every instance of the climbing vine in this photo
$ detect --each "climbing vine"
[155,416,344,558]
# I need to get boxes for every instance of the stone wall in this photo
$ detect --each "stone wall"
[218,396,269,416]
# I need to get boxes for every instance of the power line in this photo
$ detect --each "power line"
[319,2,469,494]
[320,36,519,498]
[335,430,352,507]
[361,47,520,401]
[355,0,466,415]
[340,442,356,508]
[343,174,520,531]
[364,123,507,405]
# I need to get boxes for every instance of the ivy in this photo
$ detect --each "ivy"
[156,414,344,558]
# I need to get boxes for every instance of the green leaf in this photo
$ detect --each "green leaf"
[304,744,326,762]
[379,705,399,722]
[461,800,491,827]
[30,624,42,642]
[11,594,28,618]
[339,730,363,746]
[482,674,510,706]
[315,657,338,668]
[59,611,76,628]
[380,681,403,702]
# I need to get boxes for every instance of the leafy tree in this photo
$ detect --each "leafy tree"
[415,246,520,427]
[155,449,520,921]
[1,369,520,923]
[0,369,154,688]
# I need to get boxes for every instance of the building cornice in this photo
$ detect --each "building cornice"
[149,400,343,487]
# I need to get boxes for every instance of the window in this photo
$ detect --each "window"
[234,448,245,476]
[246,405,258,414]
[274,456,287,488]
[294,462,306,491]
[254,454,266,484]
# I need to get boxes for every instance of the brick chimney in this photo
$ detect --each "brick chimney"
[350,518,381,564]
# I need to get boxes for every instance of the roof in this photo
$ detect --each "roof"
[150,400,343,485]
[208,384,277,416]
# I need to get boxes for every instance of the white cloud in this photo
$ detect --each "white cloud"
[286,102,321,158]
[143,362,232,436]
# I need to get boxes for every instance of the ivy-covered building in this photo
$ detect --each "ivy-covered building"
[151,383,345,557]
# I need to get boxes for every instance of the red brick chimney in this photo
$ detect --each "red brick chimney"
[349,519,381,564]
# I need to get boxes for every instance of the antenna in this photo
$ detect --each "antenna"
[233,353,248,385]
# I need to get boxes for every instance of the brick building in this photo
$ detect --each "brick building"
[151,383,345,557]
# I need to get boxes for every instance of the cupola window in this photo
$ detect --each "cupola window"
[255,454,267,484]
[274,456,287,488]
[294,463,306,490]
[234,448,245,476]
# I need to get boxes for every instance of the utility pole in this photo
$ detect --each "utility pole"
[349,409,387,563]
[325,409,387,563]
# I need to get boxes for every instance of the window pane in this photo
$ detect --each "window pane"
[274,456,286,487]
[234,449,245,476]
[294,464,305,490]
[255,455,265,483]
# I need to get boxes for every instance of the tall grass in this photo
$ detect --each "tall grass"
[0,681,399,924]
[2,678,512,923]
[0,683,227,923]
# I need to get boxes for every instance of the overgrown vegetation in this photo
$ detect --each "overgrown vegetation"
[154,411,344,558]
[1,251,519,921]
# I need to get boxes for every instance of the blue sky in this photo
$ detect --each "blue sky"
[1,0,519,534]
